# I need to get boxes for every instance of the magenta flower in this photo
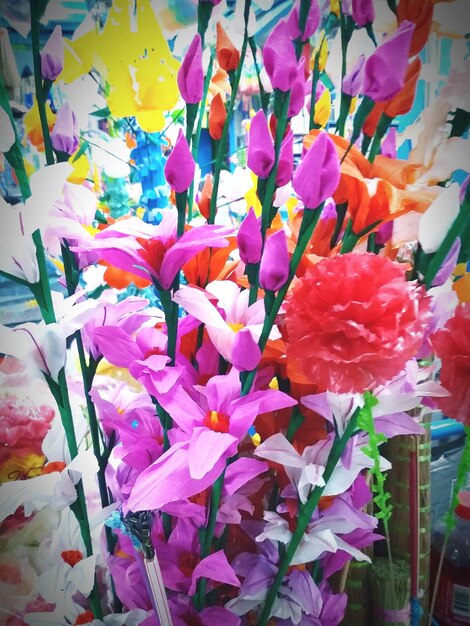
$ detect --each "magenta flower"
[292,131,340,209]
[73,211,233,290]
[259,229,289,292]
[50,103,79,155]
[237,208,262,265]
[352,0,375,27]
[285,0,320,41]
[40,25,64,81]
[342,54,366,97]
[177,34,204,104]
[232,328,262,372]
[164,129,195,193]
[276,131,294,187]
[127,370,296,510]
[262,21,298,92]
[288,59,306,118]
[247,110,275,179]
[363,20,415,102]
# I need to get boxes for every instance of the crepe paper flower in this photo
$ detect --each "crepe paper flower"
[75,212,233,290]
[259,229,290,292]
[216,21,240,72]
[208,93,226,141]
[177,33,203,104]
[292,131,340,209]
[40,24,64,81]
[164,129,195,193]
[363,21,415,102]
[256,510,372,567]
[50,103,79,156]
[343,54,366,97]
[288,59,307,118]
[168,595,241,626]
[0,197,39,284]
[232,328,262,372]
[0,323,66,383]
[276,131,294,187]
[198,174,213,220]
[0,450,98,522]
[247,110,275,179]
[397,0,434,56]
[0,105,15,153]
[262,21,298,93]
[285,253,431,393]
[237,208,262,265]
[433,238,461,288]
[173,280,281,364]
[313,85,332,128]
[418,183,460,254]
[128,371,296,510]
[286,0,321,41]
[23,99,56,151]
[352,0,375,26]
[431,303,470,425]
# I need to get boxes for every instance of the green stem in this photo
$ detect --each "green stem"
[30,0,55,166]
[208,0,252,224]
[257,407,362,625]
[309,58,320,131]
[188,54,214,213]
[367,113,393,163]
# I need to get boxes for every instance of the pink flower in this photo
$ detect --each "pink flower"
[292,131,340,209]
[285,0,320,41]
[247,110,275,179]
[352,0,375,27]
[259,229,289,292]
[288,59,307,118]
[237,208,262,265]
[173,280,280,364]
[164,130,195,193]
[128,370,296,510]
[73,211,233,290]
[363,21,415,102]
[262,22,298,93]
[177,34,203,104]
[276,131,294,187]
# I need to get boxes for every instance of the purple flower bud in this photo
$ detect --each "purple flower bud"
[237,208,262,265]
[232,328,262,372]
[164,129,195,193]
[288,59,306,118]
[459,174,470,204]
[363,20,415,102]
[276,131,294,187]
[342,54,366,97]
[247,110,275,179]
[50,103,79,155]
[380,126,397,159]
[177,34,204,104]
[292,131,340,209]
[286,0,320,41]
[432,237,461,287]
[262,21,298,93]
[352,0,375,27]
[40,25,64,81]
[259,229,289,291]
[375,220,393,245]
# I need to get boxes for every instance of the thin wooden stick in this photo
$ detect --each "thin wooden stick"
[145,556,174,626]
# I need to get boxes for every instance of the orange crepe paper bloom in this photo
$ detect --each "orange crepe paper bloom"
[216,22,240,72]
[397,0,434,56]
[198,174,213,220]
[182,237,238,288]
[208,92,226,140]
[99,261,151,290]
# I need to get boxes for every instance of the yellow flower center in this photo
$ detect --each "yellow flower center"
[228,323,244,333]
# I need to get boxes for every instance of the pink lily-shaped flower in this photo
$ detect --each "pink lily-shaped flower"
[153,518,240,595]
[173,280,280,365]
[128,370,296,511]
[73,211,233,289]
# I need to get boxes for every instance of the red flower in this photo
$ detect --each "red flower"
[430,303,470,425]
[285,253,430,393]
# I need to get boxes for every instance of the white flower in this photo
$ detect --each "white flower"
[419,183,460,254]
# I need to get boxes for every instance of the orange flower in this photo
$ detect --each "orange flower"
[208,93,226,140]
[61,550,83,567]
[370,155,422,189]
[216,22,240,72]
[398,0,434,56]
[100,261,151,290]
[182,237,237,288]
[198,174,213,220]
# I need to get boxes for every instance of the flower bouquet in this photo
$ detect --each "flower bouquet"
[1,0,469,625]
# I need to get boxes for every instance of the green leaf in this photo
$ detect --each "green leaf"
[91,106,111,118]
[72,141,90,162]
